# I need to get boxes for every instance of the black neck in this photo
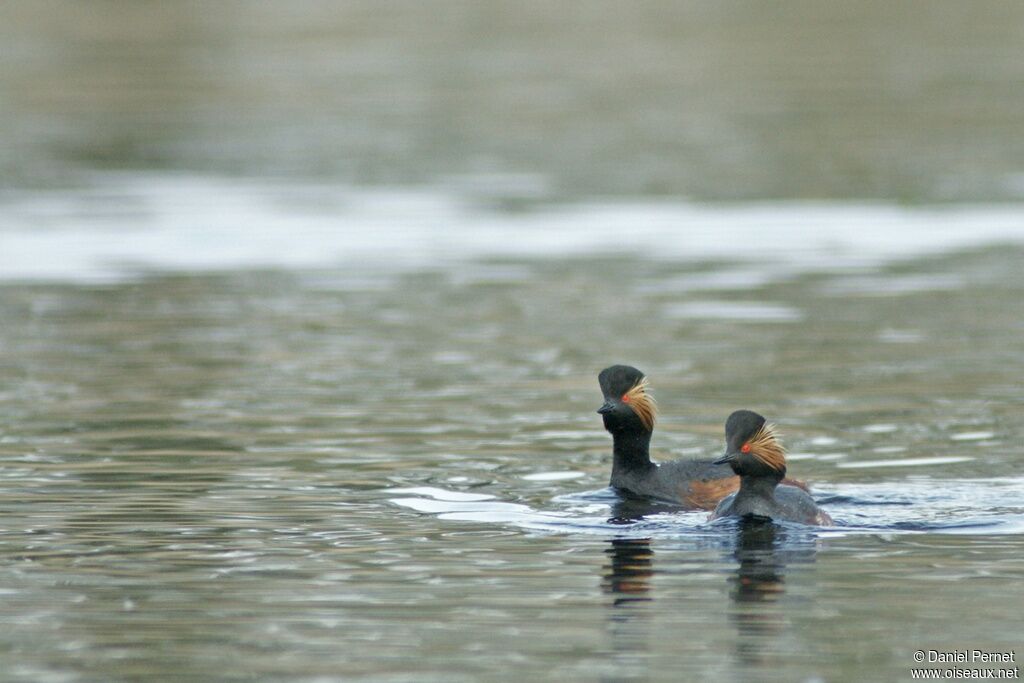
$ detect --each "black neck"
[610,430,655,478]
[737,472,783,500]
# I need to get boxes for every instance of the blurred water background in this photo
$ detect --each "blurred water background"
[1,2,1024,681]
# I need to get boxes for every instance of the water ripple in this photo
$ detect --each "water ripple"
[387,477,1024,537]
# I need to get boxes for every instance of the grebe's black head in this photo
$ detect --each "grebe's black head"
[714,409,786,479]
[597,365,657,434]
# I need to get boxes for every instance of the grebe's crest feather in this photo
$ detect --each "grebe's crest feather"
[624,377,657,431]
[748,423,786,472]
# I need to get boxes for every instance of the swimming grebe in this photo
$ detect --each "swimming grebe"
[710,410,832,526]
[597,365,741,509]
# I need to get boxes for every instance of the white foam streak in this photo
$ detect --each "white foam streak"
[4,174,1024,282]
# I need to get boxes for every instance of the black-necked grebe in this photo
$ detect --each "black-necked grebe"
[710,409,832,526]
[597,365,740,509]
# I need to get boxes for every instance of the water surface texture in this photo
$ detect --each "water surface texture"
[3,3,1024,682]
[3,2,1024,201]
[2,180,1024,681]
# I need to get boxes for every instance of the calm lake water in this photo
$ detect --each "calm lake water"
[3,3,1024,682]
[2,180,1023,681]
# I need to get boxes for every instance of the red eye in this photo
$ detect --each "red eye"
[741,443,751,453]
[621,393,631,403]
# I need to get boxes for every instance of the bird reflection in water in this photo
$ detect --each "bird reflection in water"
[601,495,676,608]
[729,518,814,667]
[601,536,654,681]
[732,518,786,605]
[603,537,654,608]
[599,497,662,681]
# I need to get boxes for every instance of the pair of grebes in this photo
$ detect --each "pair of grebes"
[597,364,832,526]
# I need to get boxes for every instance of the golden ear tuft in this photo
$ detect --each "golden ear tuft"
[747,423,786,472]
[623,377,658,431]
